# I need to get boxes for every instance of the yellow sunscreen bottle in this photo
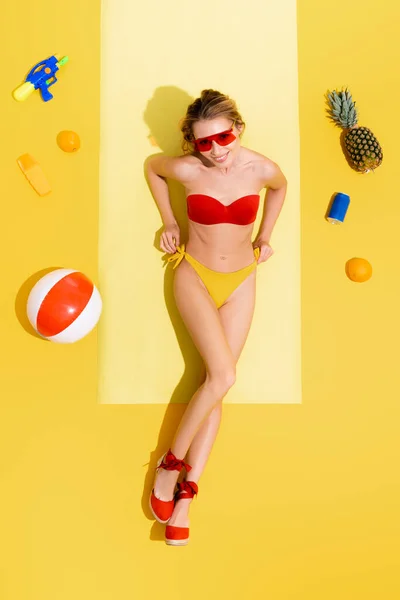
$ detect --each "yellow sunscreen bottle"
[17,154,52,196]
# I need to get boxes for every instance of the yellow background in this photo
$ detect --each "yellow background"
[0,1,399,599]
[98,0,301,405]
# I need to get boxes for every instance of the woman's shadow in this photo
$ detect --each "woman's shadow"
[141,86,205,540]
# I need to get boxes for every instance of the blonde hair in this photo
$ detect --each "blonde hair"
[180,89,245,153]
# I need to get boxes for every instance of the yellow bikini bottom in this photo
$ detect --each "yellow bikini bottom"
[167,244,260,308]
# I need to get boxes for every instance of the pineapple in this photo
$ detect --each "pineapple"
[326,89,383,173]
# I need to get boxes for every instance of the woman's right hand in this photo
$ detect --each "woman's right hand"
[160,223,180,254]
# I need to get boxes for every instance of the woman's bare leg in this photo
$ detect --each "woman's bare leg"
[166,269,257,531]
[179,365,223,485]
[154,259,237,501]
[185,273,256,481]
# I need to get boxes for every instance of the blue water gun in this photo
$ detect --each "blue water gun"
[13,55,69,102]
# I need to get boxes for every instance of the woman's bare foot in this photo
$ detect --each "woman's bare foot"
[168,497,192,529]
[153,468,179,501]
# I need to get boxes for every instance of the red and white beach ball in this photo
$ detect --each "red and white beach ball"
[27,269,102,343]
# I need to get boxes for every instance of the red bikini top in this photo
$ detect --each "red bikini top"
[187,194,260,225]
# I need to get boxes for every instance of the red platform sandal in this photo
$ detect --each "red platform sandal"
[165,480,198,546]
[149,449,192,524]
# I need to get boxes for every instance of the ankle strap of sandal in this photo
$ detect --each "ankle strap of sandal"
[176,480,198,500]
[157,449,192,473]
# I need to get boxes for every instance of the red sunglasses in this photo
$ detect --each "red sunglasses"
[193,126,236,152]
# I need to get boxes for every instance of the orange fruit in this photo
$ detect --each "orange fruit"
[56,130,81,152]
[345,257,372,282]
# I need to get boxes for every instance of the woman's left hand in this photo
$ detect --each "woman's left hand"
[253,238,274,264]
